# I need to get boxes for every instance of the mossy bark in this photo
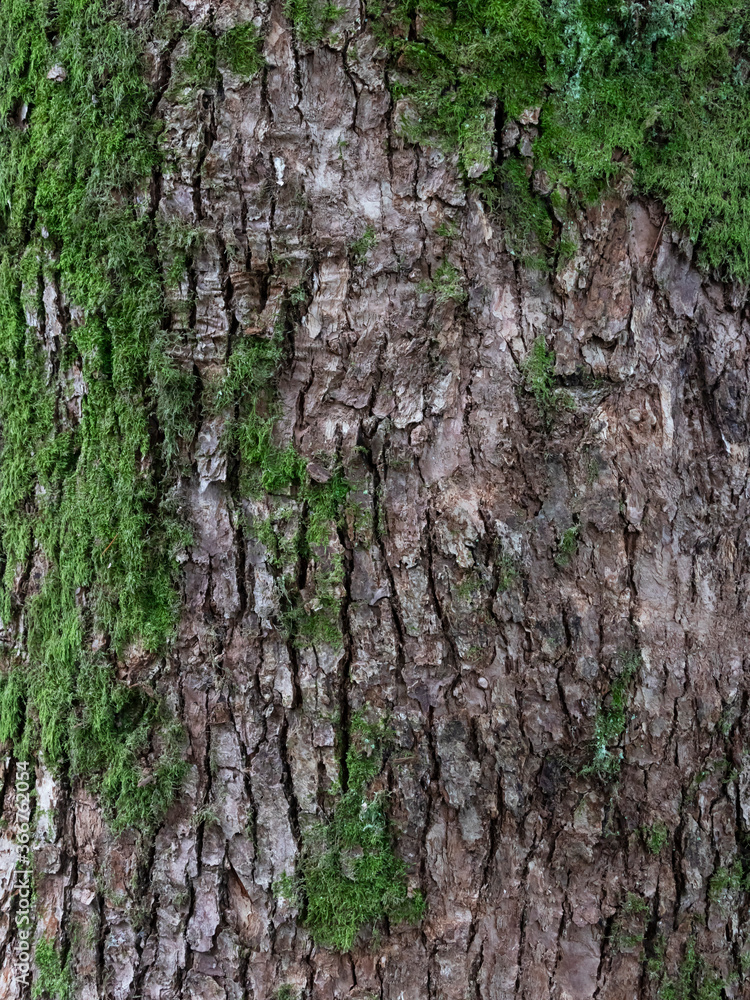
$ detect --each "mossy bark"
[2,2,750,1000]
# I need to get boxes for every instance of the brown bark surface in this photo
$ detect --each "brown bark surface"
[3,2,750,998]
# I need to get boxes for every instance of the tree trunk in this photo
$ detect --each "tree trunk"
[2,3,750,1000]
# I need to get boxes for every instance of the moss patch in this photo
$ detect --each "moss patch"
[0,0,347,827]
[382,0,750,279]
[33,937,72,1000]
[177,22,265,87]
[611,892,650,953]
[521,336,571,422]
[419,259,467,304]
[656,938,727,1000]
[554,525,580,567]
[348,224,378,265]
[211,327,352,648]
[0,0,195,830]
[276,715,425,951]
[284,0,346,46]
[581,651,640,779]
[642,820,670,856]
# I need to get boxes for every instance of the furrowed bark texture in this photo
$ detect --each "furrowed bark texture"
[2,2,750,998]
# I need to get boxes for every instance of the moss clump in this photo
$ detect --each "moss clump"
[419,260,467,304]
[490,158,556,267]
[280,554,347,649]
[657,938,727,1000]
[581,652,640,779]
[708,859,749,908]
[177,22,265,86]
[349,224,378,264]
[521,336,559,416]
[284,0,346,45]
[384,0,750,280]
[611,892,650,953]
[496,549,520,593]
[33,938,72,1000]
[554,525,580,567]
[276,715,425,952]
[0,0,194,830]
[435,219,459,240]
[642,820,670,856]
[0,0,340,824]
[210,327,352,648]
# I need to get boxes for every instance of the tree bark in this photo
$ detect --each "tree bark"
[2,2,750,999]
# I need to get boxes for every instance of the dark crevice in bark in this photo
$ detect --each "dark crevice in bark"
[356,422,409,702]
[0,758,13,823]
[336,501,355,793]
[419,705,441,992]
[513,840,537,999]
[341,42,361,140]
[278,711,303,850]
[130,830,162,1000]
[287,30,306,128]
[640,872,663,997]
[593,909,616,999]
[93,897,107,997]
[550,899,569,995]
[195,705,214,876]
[424,509,464,699]
[58,773,77,982]
[293,350,315,447]
[149,21,182,116]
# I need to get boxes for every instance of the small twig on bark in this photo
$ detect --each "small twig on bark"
[101,533,118,556]
[648,216,667,266]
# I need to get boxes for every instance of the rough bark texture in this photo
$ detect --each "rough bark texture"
[3,2,750,999]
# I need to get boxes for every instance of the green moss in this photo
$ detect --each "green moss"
[611,892,650,953]
[33,938,72,1000]
[658,938,727,1000]
[0,0,336,835]
[276,715,425,952]
[214,328,351,648]
[177,28,218,85]
[435,219,459,240]
[557,236,579,266]
[554,525,579,567]
[623,892,650,917]
[149,335,198,467]
[281,553,346,649]
[642,821,670,856]
[581,652,640,780]
[384,0,750,280]
[177,22,264,86]
[521,336,557,416]
[284,0,346,45]
[0,0,193,830]
[455,573,481,600]
[708,859,749,906]
[349,224,378,264]
[251,487,349,650]
[419,260,467,304]
[486,159,556,267]
[496,550,520,593]
[220,24,266,77]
